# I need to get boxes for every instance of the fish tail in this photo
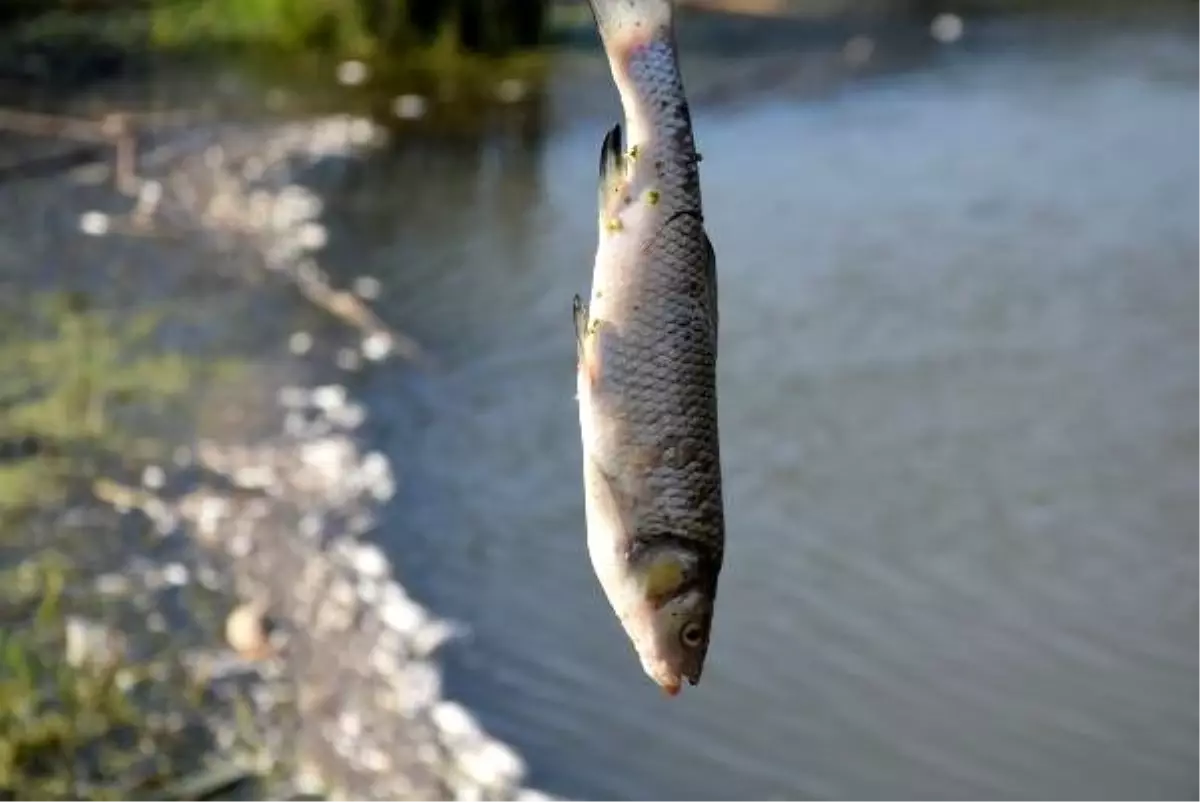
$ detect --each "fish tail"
[586,0,674,55]
[587,0,687,145]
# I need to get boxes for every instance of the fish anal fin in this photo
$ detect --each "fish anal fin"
[598,122,625,212]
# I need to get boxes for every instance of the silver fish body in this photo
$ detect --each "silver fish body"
[574,0,724,697]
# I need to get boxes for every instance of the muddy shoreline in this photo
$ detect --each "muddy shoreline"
[0,85,549,799]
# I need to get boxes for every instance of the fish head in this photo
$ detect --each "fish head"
[617,543,717,696]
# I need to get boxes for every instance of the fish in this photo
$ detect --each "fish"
[574,0,724,697]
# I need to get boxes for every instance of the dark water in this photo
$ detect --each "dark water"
[303,11,1197,801]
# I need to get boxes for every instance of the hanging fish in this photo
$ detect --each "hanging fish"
[574,0,725,697]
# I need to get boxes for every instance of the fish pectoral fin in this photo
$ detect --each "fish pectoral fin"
[598,122,625,211]
[574,297,610,386]
[573,294,589,363]
[586,453,638,538]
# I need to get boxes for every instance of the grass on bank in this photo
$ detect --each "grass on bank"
[1,0,555,82]
[0,292,263,800]
[0,291,241,515]
[0,556,260,801]
[146,0,380,57]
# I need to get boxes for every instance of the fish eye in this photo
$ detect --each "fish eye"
[680,621,704,648]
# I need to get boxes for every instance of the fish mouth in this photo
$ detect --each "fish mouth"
[641,657,685,697]
[642,660,683,697]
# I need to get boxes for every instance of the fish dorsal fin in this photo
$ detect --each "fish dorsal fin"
[598,122,625,210]
[703,231,718,353]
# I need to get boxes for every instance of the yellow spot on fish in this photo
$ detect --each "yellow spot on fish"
[629,144,640,160]
[605,216,623,233]
[646,189,660,206]
[643,556,685,603]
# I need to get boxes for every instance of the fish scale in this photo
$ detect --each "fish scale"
[574,0,725,696]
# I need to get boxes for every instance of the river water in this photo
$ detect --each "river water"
[211,7,1195,801]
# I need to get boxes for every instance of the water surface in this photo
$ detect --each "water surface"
[316,12,1196,800]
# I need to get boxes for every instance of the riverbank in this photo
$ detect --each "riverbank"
[0,68,551,800]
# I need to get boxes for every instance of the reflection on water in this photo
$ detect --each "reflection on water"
[307,10,1197,801]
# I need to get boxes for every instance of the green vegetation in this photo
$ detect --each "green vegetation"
[0,0,549,67]
[0,292,263,800]
[145,0,380,56]
[0,292,238,517]
[0,0,555,125]
[146,0,546,56]
[0,555,262,800]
